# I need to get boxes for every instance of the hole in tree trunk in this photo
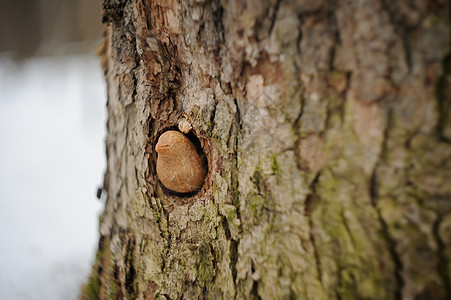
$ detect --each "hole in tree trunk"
[155,126,208,198]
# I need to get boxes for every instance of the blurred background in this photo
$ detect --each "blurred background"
[0,0,106,299]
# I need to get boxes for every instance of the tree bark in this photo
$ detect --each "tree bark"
[82,0,451,299]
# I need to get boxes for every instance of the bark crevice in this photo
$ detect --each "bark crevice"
[433,216,451,299]
[370,109,404,300]
[305,172,323,287]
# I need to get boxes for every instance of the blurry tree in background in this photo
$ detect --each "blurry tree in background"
[0,0,102,58]
[82,0,451,299]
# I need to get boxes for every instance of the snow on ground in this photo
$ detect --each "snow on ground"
[0,54,106,299]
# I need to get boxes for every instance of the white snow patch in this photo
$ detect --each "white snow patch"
[0,54,106,300]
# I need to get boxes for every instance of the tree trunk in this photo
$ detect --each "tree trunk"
[82,0,451,299]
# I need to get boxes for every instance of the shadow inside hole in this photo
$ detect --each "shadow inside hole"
[156,127,208,198]
[185,131,207,160]
[160,184,200,198]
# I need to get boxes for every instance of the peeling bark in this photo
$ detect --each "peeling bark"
[82,0,451,299]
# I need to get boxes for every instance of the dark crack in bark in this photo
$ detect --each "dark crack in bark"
[268,0,282,36]
[436,52,451,143]
[370,109,404,300]
[305,172,323,287]
[124,235,137,298]
[433,216,451,299]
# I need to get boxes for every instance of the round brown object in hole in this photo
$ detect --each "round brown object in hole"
[155,130,207,193]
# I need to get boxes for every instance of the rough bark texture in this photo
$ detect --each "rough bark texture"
[82,0,451,299]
